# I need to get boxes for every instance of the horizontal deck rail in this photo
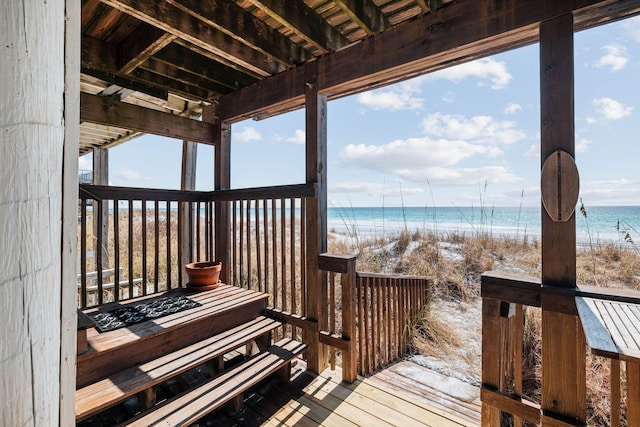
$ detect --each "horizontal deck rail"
[481,271,640,426]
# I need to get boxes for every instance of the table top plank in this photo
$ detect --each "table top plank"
[577,296,640,363]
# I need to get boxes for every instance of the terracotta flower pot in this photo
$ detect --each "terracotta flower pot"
[185,261,222,290]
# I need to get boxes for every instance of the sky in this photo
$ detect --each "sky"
[79,16,640,209]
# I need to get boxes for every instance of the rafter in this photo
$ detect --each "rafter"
[118,24,176,74]
[82,35,211,101]
[244,0,349,52]
[333,0,390,35]
[168,0,311,65]
[100,0,283,76]
[217,0,640,122]
[154,43,258,89]
[139,58,232,95]
[414,0,430,13]
[81,92,216,144]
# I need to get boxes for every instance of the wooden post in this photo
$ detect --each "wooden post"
[304,61,329,374]
[0,0,70,424]
[180,140,197,283]
[93,147,110,270]
[539,14,586,425]
[60,0,81,423]
[342,256,357,383]
[205,105,231,284]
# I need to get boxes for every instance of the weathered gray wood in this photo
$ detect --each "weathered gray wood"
[61,0,81,423]
[217,0,640,122]
[93,147,110,271]
[180,140,198,279]
[81,92,217,144]
[1,0,66,424]
[245,0,349,52]
[575,297,620,360]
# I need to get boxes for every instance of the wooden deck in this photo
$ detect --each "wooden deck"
[78,356,481,426]
[76,284,480,426]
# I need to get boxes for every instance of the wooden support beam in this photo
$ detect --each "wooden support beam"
[168,0,311,65]
[93,148,110,271]
[207,103,231,285]
[180,140,198,280]
[61,0,81,423]
[539,14,586,425]
[153,43,258,89]
[414,0,430,13]
[245,0,350,52]
[217,0,640,122]
[333,0,390,35]
[139,58,232,95]
[100,0,284,76]
[304,61,328,375]
[80,92,217,144]
[117,25,177,74]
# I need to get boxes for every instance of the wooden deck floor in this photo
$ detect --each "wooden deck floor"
[79,357,480,426]
[199,360,481,427]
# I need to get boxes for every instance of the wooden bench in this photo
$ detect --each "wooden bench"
[122,338,307,427]
[76,316,281,421]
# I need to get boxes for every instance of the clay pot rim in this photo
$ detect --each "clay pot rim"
[185,261,222,270]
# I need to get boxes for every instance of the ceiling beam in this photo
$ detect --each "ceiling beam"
[118,24,177,74]
[414,0,430,13]
[169,0,311,65]
[139,57,232,95]
[82,35,211,100]
[333,0,390,35]
[99,0,283,76]
[154,43,259,89]
[244,0,350,52]
[81,92,217,144]
[217,0,640,122]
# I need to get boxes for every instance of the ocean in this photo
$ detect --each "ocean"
[327,205,640,245]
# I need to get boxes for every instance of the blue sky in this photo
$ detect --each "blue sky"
[79,16,640,208]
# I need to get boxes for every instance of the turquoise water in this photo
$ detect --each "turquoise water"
[327,206,640,244]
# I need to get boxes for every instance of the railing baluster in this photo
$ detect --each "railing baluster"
[271,199,277,316]
[96,200,104,306]
[141,201,147,295]
[611,359,620,427]
[255,199,262,292]
[178,201,183,287]
[166,201,171,290]
[239,200,244,287]
[128,199,134,297]
[290,198,296,340]
[329,271,336,370]
[246,199,252,289]
[280,198,286,316]
[263,199,269,296]
[232,200,237,286]
[154,200,159,294]
[300,198,306,317]
[80,198,88,308]
[113,200,120,302]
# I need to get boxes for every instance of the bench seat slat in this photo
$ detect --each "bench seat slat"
[122,338,307,427]
[76,316,281,421]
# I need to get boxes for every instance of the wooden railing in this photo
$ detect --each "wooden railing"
[216,184,316,344]
[318,254,431,382]
[78,184,212,308]
[481,271,640,426]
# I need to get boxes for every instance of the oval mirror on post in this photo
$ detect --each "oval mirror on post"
[541,149,580,222]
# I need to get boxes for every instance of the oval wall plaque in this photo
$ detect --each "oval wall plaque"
[541,150,580,222]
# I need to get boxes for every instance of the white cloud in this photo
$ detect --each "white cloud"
[585,117,597,125]
[576,136,591,153]
[286,129,306,145]
[117,169,151,181]
[623,16,640,43]
[234,126,262,142]
[593,44,629,72]
[593,97,633,120]
[504,103,522,115]
[78,155,92,171]
[425,58,512,89]
[421,113,526,145]
[524,143,539,159]
[357,81,423,111]
[329,181,423,196]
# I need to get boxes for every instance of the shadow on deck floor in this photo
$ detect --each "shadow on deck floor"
[78,357,480,426]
